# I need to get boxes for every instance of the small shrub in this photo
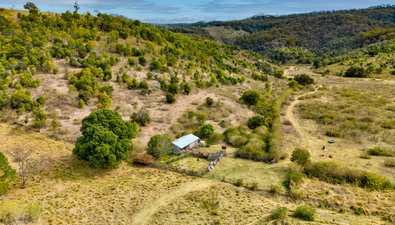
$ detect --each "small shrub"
[344,66,367,78]
[250,182,259,191]
[199,124,215,138]
[269,206,288,220]
[382,121,395,129]
[206,132,223,145]
[247,115,268,129]
[325,130,341,137]
[227,133,248,147]
[133,154,155,165]
[241,90,261,105]
[235,179,243,187]
[359,151,372,159]
[290,148,310,169]
[289,187,305,200]
[166,93,176,103]
[384,159,395,167]
[27,203,43,222]
[284,171,306,188]
[293,205,315,221]
[294,74,314,85]
[205,97,214,107]
[131,107,151,126]
[367,147,395,157]
[360,117,374,123]
[202,193,219,215]
[283,119,292,125]
[219,120,229,128]
[354,207,362,215]
[269,184,280,195]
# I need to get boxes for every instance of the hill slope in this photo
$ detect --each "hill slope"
[162,5,395,62]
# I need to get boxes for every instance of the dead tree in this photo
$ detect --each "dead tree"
[7,145,41,189]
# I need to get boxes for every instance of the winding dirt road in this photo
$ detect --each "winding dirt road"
[131,179,216,225]
[285,89,319,149]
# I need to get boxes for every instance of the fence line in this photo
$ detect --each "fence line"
[153,162,207,177]
[155,150,226,176]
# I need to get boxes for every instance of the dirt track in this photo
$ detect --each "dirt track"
[131,179,216,225]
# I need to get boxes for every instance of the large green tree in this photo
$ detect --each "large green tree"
[147,134,173,159]
[73,109,138,168]
[0,152,15,196]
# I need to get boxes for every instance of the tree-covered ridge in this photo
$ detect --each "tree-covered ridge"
[0,3,278,132]
[162,5,395,61]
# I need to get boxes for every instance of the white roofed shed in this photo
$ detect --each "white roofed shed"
[172,134,200,154]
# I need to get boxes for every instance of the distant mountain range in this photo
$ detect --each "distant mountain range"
[160,5,395,62]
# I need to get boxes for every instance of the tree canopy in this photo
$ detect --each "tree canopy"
[290,148,311,170]
[73,109,138,168]
[241,90,261,105]
[294,74,314,85]
[0,152,16,195]
[147,134,173,159]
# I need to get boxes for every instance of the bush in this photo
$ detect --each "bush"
[206,133,224,145]
[134,154,155,165]
[196,113,207,125]
[168,83,179,95]
[290,148,310,169]
[199,124,214,138]
[166,93,176,103]
[73,109,138,168]
[325,130,341,137]
[79,99,85,109]
[367,147,395,157]
[27,203,43,222]
[226,133,248,147]
[249,182,259,191]
[304,161,394,190]
[344,66,368,78]
[269,206,288,220]
[241,90,261,105]
[247,115,268,129]
[294,74,314,85]
[384,159,395,167]
[131,107,151,126]
[235,139,269,161]
[269,184,281,195]
[205,97,214,107]
[147,134,173,159]
[293,205,315,221]
[285,171,306,188]
[382,120,395,129]
[235,179,243,187]
[289,187,305,200]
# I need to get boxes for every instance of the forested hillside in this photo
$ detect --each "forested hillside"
[0,3,288,160]
[162,5,395,63]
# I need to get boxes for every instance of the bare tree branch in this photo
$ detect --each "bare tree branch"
[7,145,41,189]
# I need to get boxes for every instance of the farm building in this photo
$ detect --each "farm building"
[172,134,200,154]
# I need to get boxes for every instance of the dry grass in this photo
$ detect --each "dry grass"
[282,72,395,183]
[0,123,392,224]
[171,156,210,171]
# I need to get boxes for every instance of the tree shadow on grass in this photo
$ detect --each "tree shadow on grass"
[41,154,115,182]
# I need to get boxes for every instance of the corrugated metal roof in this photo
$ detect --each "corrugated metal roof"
[172,134,200,148]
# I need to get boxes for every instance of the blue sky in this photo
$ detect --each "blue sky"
[0,0,393,24]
